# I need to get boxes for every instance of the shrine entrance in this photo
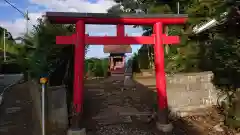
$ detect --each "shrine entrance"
[108,53,125,75]
[104,44,132,75]
[46,12,187,131]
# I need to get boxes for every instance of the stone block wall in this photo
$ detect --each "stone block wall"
[166,71,219,111]
[137,71,220,112]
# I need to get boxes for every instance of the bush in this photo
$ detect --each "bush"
[85,58,108,77]
[131,53,141,73]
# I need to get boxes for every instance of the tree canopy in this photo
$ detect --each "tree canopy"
[108,0,240,127]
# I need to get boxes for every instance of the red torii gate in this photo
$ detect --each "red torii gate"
[46,12,187,130]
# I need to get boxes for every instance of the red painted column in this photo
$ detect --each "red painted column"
[73,20,85,114]
[117,24,125,37]
[153,22,169,124]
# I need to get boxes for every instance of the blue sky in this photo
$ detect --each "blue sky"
[0,0,45,20]
[0,0,143,58]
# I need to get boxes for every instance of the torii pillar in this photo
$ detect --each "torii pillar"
[46,12,187,132]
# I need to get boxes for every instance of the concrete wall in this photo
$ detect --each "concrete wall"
[47,86,68,130]
[28,81,41,132]
[28,81,68,135]
[136,71,220,112]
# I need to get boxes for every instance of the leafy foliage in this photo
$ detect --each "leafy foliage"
[131,53,141,73]
[85,58,109,77]
[0,27,29,74]
[0,27,19,59]
[109,0,240,128]
[22,18,89,80]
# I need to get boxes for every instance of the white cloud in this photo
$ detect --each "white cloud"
[29,0,116,13]
[0,12,43,37]
[0,0,118,38]
[0,0,144,38]
[0,0,144,57]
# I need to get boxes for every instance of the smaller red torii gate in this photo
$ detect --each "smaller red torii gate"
[46,12,187,130]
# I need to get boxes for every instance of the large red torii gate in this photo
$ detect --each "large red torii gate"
[46,12,187,130]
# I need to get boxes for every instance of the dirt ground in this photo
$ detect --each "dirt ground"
[82,76,239,135]
[0,76,239,135]
[0,83,34,135]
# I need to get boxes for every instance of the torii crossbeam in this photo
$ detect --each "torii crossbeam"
[46,12,187,131]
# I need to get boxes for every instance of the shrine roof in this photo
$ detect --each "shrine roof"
[103,45,132,53]
[46,12,188,25]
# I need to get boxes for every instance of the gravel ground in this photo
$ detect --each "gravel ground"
[82,77,185,135]
[95,124,155,135]
[81,77,240,135]
[82,77,161,135]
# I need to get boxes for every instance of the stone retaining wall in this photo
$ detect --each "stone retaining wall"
[167,72,219,110]
[136,71,220,112]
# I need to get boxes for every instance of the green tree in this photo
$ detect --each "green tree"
[85,58,109,77]
[23,18,89,81]
[205,7,240,127]
[131,52,141,73]
[0,27,29,74]
[0,27,19,59]
[108,0,231,73]
[19,17,90,117]
[108,0,240,128]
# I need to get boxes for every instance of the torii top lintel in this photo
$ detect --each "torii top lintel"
[46,12,188,25]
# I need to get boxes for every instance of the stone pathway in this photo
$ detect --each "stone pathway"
[83,77,160,135]
[82,77,212,135]
[0,83,34,135]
